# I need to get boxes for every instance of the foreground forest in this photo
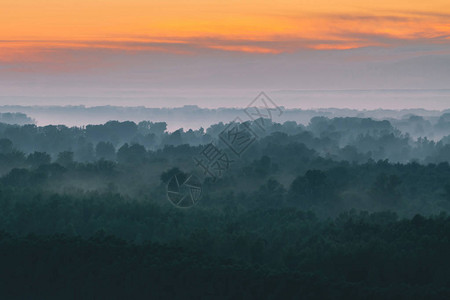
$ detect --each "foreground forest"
[1,114,450,298]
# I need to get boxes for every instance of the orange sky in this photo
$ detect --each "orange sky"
[1,0,450,61]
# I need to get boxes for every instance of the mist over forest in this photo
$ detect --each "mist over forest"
[0,104,450,298]
[1,104,450,137]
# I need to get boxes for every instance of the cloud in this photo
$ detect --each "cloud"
[0,8,449,79]
[1,10,449,66]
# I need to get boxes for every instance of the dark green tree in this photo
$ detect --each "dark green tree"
[26,152,51,168]
[56,151,74,167]
[95,141,116,160]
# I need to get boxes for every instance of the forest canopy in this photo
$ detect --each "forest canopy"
[0,113,449,298]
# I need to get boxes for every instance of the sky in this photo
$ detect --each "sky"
[0,0,449,108]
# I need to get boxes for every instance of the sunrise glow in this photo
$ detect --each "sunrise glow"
[1,0,449,64]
